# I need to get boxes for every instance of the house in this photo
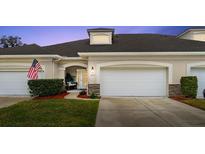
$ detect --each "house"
[1,28,205,97]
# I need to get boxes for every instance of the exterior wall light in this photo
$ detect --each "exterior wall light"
[90,66,95,75]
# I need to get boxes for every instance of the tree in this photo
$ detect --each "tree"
[0,35,23,48]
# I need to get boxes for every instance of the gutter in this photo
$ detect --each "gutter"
[0,54,86,60]
[78,51,205,57]
[0,54,62,59]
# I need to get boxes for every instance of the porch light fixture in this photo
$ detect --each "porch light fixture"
[91,66,95,74]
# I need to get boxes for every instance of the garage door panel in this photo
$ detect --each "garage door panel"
[0,72,45,96]
[191,68,205,98]
[100,68,167,96]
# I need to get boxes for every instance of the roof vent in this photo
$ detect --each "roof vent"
[87,28,114,45]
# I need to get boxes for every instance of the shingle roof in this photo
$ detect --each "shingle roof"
[1,34,205,57]
[42,34,205,56]
[0,44,51,55]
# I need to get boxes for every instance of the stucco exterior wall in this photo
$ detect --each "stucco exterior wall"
[87,55,205,85]
[0,58,88,80]
[53,62,60,78]
[0,58,55,79]
[2,55,205,89]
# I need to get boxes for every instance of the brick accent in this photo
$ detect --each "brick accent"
[88,84,100,96]
[169,84,182,97]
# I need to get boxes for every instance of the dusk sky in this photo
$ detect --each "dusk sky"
[0,26,196,46]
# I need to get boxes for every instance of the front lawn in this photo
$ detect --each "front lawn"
[0,99,99,127]
[183,99,205,111]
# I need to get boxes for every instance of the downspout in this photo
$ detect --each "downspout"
[52,61,55,78]
[53,57,62,79]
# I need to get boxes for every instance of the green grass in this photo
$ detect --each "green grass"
[0,99,99,127]
[183,99,205,111]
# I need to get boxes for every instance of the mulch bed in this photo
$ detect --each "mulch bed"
[169,95,190,101]
[34,92,69,100]
[169,96,195,106]
[77,94,100,99]
[77,94,90,99]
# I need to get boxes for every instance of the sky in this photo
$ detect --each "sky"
[0,26,196,46]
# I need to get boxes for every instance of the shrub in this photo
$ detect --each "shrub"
[180,76,198,98]
[28,79,64,97]
[90,92,97,99]
[79,90,87,95]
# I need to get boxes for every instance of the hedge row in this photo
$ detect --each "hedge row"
[28,79,65,97]
[180,76,198,98]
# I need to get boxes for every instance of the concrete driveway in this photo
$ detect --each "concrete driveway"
[96,97,205,127]
[0,97,30,109]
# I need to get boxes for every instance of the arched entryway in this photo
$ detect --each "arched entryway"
[64,65,88,90]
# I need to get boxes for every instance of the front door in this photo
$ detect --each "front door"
[76,69,88,89]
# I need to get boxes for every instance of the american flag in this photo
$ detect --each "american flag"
[27,59,42,80]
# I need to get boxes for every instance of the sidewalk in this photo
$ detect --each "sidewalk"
[64,92,79,99]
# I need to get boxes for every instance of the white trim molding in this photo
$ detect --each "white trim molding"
[0,55,86,60]
[59,63,88,71]
[0,63,45,71]
[78,52,205,57]
[177,29,205,38]
[95,61,173,84]
[0,55,61,59]
[60,56,87,60]
[187,62,205,75]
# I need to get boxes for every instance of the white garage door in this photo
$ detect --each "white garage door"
[100,67,167,96]
[0,72,45,96]
[191,68,205,98]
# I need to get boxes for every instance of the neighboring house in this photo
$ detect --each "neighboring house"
[1,28,205,97]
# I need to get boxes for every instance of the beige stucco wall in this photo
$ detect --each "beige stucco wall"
[0,58,88,80]
[180,30,205,42]
[87,55,205,85]
[2,55,205,85]
[53,62,59,78]
[0,58,55,79]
